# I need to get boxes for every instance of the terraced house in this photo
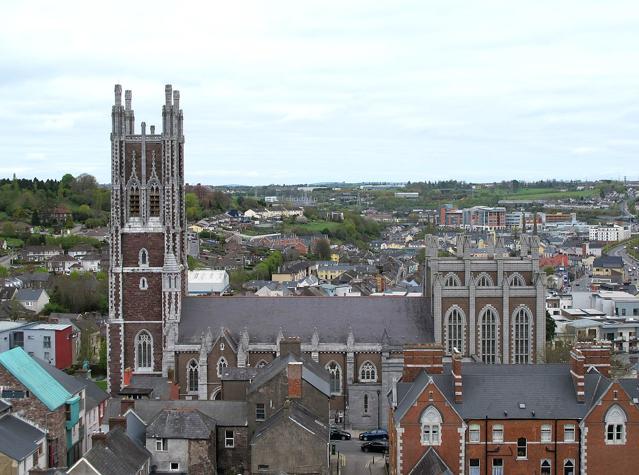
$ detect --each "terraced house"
[389,342,639,475]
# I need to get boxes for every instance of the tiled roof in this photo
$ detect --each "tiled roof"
[251,400,328,443]
[131,400,248,427]
[14,288,46,302]
[247,353,330,397]
[409,447,452,475]
[0,348,72,411]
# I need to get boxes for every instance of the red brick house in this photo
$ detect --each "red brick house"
[389,342,639,475]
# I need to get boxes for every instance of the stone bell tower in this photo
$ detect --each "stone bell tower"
[107,84,186,394]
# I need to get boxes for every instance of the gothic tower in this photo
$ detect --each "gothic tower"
[107,84,186,394]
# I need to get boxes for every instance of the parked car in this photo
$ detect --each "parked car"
[359,429,388,441]
[361,440,389,453]
[330,428,352,440]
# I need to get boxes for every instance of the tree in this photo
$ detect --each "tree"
[546,311,556,341]
[315,238,331,260]
[31,209,41,226]
[543,266,555,276]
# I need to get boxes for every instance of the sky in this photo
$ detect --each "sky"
[1,0,639,185]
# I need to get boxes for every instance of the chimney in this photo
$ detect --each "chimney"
[279,337,302,358]
[287,361,303,399]
[452,348,463,403]
[92,431,107,443]
[402,344,444,382]
[575,341,612,377]
[120,399,135,415]
[108,416,126,432]
[123,367,132,387]
[570,349,586,403]
[169,380,180,400]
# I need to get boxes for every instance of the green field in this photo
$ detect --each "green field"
[283,220,341,234]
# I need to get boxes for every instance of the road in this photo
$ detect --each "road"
[331,437,387,475]
[608,241,639,285]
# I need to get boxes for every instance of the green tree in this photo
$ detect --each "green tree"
[546,311,556,341]
[315,238,331,260]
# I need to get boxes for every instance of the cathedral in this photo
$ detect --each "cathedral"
[107,85,545,429]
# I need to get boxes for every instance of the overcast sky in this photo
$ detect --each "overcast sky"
[1,1,639,185]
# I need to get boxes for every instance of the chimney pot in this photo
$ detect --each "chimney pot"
[452,348,463,403]
[108,416,127,432]
[287,361,303,399]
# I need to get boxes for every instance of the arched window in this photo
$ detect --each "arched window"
[139,277,148,290]
[479,307,498,364]
[605,405,627,444]
[135,330,153,371]
[443,273,462,287]
[325,361,342,395]
[187,359,199,393]
[541,460,551,475]
[149,184,160,217]
[475,273,494,287]
[420,406,442,445]
[509,273,526,287]
[513,306,531,364]
[129,185,140,217]
[139,248,148,267]
[563,460,575,475]
[363,394,369,414]
[216,357,228,378]
[445,307,465,355]
[359,361,377,382]
[210,387,221,400]
[255,360,269,368]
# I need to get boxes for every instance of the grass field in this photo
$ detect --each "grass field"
[283,220,341,234]
[95,380,108,390]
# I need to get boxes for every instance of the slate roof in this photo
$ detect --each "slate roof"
[131,400,248,427]
[146,409,216,439]
[0,414,45,461]
[75,376,109,412]
[409,447,453,475]
[395,364,610,423]
[121,375,172,400]
[251,400,328,444]
[0,348,72,411]
[220,367,260,381]
[14,288,47,301]
[34,357,86,395]
[593,255,624,269]
[248,353,330,397]
[80,427,150,475]
[179,296,432,345]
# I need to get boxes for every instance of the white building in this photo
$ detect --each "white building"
[187,270,230,295]
[588,224,632,242]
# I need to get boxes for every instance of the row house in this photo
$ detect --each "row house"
[19,245,62,263]
[0,399,48,475]
[390,342,639,475]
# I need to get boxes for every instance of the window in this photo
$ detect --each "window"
[444,273,461,287]
[359,361,377,382]
[510,273,526,286]
[469,459,480,475]
[129,186,140,217]
[563,460,575,475]
[256,403,265,421]
[217,357,228,378]
[492,458,503,475]
[149,185,160,217]
[492,425,503,443]
[420,406,442,446]
[258,465,270,472]
[43,336,51,349]
[139,277,148,290]
[541,460,551,475]
[476,273,493,287]
[517,437,527,458]
[564,424,575,442]
[44,351,51,360]
[605,405,626,444]
[480,307,498,364]
[541,424,552,443]
[445,306,465,354]
[326,361,342,395]
[187,359,199,393]
[469,424,480,443]
[513,307,531,364]
[139,248,148,267]
[155,438,167,451]
[225,429,234,448]
[363,394,369,414]
[170,462,179,471]
[135,330,153,371]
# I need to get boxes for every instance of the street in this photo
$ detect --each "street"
[331,436,388,475]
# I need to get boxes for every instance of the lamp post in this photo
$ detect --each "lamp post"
[376,389,381,429]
